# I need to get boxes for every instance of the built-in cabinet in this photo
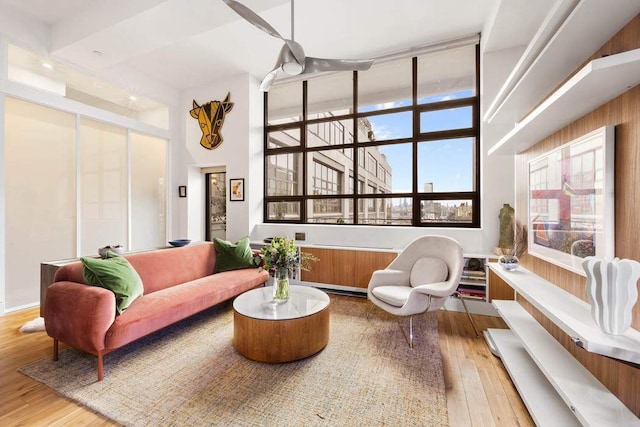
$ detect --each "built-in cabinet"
[299,246,398,292]
[458,255,494,301]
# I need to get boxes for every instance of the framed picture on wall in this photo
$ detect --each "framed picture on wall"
[230,178,244,201]
[528,125,615,276]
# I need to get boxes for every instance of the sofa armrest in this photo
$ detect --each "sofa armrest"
[44,281,116,354]
[367,269,410,290]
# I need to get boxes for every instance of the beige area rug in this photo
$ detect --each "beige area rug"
[20,296,447,426]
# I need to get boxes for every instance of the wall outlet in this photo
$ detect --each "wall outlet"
[295,232,306,241]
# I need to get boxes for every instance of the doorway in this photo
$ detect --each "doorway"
[205,169,226,241]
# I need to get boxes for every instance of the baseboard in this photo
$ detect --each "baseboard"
[3,301,39,315]
[291,280,368,298]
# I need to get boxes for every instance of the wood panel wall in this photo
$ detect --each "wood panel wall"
[514,14,640,415]
[300,247,397,288]
[487,269,514,302]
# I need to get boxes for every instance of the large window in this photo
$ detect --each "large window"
[264,42,480,227]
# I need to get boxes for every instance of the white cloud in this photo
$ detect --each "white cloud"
[376,101,401,110]
[369,123,395,140]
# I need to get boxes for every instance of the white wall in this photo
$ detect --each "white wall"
[177,63,516,255]
[0,15,182,312]
[0,92,5,314]
[178,73,262,242]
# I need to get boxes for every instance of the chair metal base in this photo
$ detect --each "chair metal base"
[455,292,480,338]
[409,315,414,348]
[401,295,480,348]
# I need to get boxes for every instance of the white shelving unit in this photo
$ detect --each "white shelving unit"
[445,254,498,317]
[488,48,640,156]
[487,301,639,426]
[484,328,581,427]
[457,256,489,301]
[488,263,640,364]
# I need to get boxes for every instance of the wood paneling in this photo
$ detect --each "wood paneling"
[354,251,397,287]
[487,269,515,302]
[514,16,640,415]
[233,306,330,363]
[300,247,396,288]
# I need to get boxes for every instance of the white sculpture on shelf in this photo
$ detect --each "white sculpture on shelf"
[582,256,640,335]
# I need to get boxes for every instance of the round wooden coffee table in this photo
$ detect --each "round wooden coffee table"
[233,285,330,363]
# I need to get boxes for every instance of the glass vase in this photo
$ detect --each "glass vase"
[273,267,290,302]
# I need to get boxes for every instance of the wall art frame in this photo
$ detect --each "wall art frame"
[229,178,244,201]
[527,125,615,276]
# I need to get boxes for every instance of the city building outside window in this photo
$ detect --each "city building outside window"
[264,41,480,227]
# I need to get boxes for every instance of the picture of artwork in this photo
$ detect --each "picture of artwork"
[190,92,234,150]
[528,126,614,275]
[230,178,244,201]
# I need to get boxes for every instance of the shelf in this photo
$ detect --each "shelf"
[484,0,640,127]
[488,263,640,364]
[488,48,640,155]
[484,329,580,427]
[492,301,639,426]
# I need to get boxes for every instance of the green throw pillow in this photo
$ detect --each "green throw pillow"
[213,236,256,273]
[81,252,144,315]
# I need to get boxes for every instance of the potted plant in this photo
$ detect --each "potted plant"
[257,237,318,302]
[497,220,527,271]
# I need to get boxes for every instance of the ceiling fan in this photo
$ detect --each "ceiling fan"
[222,0,374,91]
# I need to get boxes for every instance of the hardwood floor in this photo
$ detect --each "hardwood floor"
[0,301,533,426]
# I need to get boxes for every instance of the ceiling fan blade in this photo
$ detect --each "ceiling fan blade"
[260,67,280,92]
[222,0,284,40]
[283,39,305,66]
[302,57,374,74]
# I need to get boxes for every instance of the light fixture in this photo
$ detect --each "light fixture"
[129,95,137,101]
[41,62,53,69]
[281,61,303,75]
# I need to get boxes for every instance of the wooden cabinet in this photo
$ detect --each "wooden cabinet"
[300,247,397,289]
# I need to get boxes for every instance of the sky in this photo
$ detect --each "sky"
[362,91,474,194]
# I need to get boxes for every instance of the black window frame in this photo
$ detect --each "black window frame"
[263,43,480,227]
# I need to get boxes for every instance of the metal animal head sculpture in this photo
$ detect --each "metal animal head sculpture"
[190,93,234,150]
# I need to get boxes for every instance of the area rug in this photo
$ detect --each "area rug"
[19,297,447,426]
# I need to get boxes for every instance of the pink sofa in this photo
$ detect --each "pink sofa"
[44,243,269,380]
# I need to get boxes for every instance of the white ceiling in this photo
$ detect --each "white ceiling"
[4,0,637,120]
[1,0,514,92]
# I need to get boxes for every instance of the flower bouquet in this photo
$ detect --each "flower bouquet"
[256,237,318,302]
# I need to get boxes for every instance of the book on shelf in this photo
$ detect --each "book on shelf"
[462,269,486,277]
[461,275,486,283]
[457,286,486,297]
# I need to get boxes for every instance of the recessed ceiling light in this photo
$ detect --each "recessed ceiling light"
[93,50,103,56]
[129,95,137,101]
[42,62,53,69]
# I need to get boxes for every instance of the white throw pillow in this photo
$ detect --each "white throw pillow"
[410,257,448,287]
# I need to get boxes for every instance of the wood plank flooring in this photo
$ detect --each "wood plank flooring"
[0,298,533,426]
